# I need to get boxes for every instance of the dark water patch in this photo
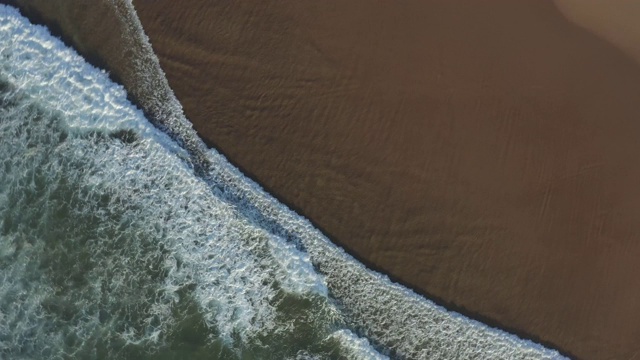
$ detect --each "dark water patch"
[110,129,139,145]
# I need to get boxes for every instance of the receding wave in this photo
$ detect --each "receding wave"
[0,5,564,359]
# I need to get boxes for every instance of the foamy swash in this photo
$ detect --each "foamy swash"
[0,5,564,359]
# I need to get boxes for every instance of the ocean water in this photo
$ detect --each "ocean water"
[0,5,566,360]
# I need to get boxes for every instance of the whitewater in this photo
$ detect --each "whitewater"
[0,5,565,359]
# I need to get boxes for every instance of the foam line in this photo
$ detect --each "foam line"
[115,2,566,358]
[0,5,386,358]
[0,3,567,359]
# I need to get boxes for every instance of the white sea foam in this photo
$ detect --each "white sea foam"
[202,138,567,359]
[0,3,567,359]
[325,330,389,360]
[0,5,377,359]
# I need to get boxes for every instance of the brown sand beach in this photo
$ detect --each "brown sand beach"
[132,1,640,358]
[6,0,640,358]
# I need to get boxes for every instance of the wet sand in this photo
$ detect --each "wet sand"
[131,1,640,358]
[6,0,640,358]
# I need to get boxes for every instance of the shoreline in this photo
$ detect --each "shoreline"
[5,0,640,358]
[0,2,564,357]
[132,1,640,359]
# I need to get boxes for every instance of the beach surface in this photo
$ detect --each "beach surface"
[6,0,640,358]
[131,1,640,358]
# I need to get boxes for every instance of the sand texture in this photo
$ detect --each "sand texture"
[6,0,640,358]
[132,1,640,359]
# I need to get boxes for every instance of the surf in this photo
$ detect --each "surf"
[0,5,564,359]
